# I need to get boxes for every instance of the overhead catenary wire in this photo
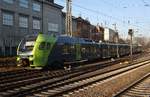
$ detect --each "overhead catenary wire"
[59,0,148,26]
[57,0,149,36]
[71,3,143,30]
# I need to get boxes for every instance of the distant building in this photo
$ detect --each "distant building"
[91,24,104,42]
[0,0,63,56]
[76,17,91,38]
[62,15,105,41]
[104,27,118,42]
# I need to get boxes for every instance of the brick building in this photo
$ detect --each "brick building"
[76,17,91,38]
[91,24,104,42]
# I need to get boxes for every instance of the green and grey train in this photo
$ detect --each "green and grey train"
[17,33,142,69]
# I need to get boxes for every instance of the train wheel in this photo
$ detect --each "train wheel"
[64,65,72,70]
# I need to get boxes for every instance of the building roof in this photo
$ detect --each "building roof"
[62,12,77,20]
[39,0,64,9]
[76,17,90,24]
[57,35,95,44]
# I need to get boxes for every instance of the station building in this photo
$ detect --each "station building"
[0,0,63,56]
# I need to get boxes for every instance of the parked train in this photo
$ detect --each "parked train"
[17,33,142,69]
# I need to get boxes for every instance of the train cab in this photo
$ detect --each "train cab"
[17,35,37,67]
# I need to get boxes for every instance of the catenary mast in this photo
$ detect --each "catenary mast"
[65,0,72,37]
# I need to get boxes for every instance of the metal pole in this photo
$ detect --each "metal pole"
[129,29,133,61]
[113,24,119,58]
[116,34,119,58]
[70,0,72,36]
[42,1,44,33]
[130,33,133,61]
[65,0,68,35]
[66,0,72,37]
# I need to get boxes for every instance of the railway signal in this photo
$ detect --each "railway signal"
[128,29,134,61]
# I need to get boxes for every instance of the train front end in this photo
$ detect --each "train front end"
[17,34,57,69]
[17,35,37,67]
[30,34,57,68]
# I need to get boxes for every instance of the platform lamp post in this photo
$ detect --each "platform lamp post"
[128,29,134,61]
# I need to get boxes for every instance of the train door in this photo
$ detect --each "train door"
[102,44,104,58]
[107,44,110,58]
[96,44,100,58]
[109,44,113,57]
[75,43,81,61]
[102,44,107,58]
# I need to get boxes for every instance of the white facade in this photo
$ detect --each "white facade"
[104,27,117,42]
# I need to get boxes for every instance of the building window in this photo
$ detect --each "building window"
[3,0,14,4]
[3,12,13,26]
[19,0,29,8]
[48,23,58,32]
[33,3,41,12]
[19,16,28,28]
[33,19,40,29]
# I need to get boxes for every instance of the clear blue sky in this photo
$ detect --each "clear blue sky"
[55,0,150,38]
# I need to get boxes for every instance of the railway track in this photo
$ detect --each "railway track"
[0,60,123,97]
[0,57,16,67]
[0,55,132,86]
[32,59,150,97]
[115,73,150,97]
[0,55,149,97]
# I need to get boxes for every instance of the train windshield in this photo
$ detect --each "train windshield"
[18,40,35,52]
[18,35,37,52]
[25,41,35,51]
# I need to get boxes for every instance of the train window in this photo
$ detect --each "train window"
[63,45,69,54]
[25,46,33,51]
[96,47,100,54]
[70,45,75,50]
[70,45,75,53]
[93,46,97,53]
[39,42,46,50]
[81,47,86,53]
[46,43,51,50]
[90,46,93,54]
[83,45,89,54]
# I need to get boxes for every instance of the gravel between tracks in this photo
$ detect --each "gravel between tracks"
[0,67,23,72]
[65,63,150,97]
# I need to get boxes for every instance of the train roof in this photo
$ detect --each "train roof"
[57,35,95,44]
[56,35,131,46]
[35,34,133,46]
[98,42,129,46]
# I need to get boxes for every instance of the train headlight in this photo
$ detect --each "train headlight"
[17,57,20,61]
[29,55,34,61]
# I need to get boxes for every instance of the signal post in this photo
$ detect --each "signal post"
[128,29,134,61]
